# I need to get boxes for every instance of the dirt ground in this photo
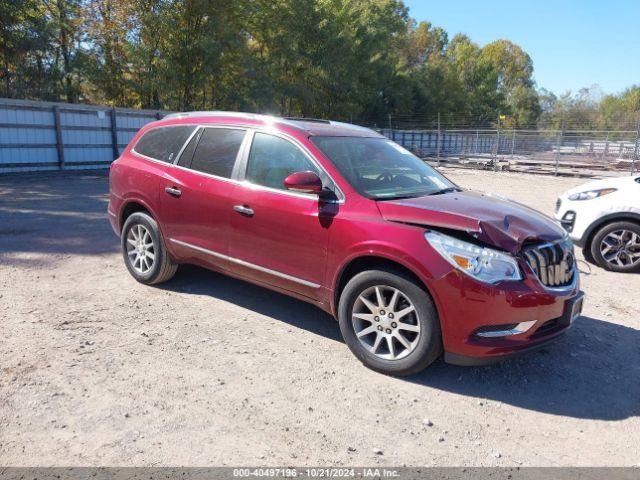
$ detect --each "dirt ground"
[0,169,638,467]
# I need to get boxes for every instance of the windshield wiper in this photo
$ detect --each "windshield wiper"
[428,187,459,195]
[375,193,427,201]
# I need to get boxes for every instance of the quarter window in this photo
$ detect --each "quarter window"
[134,125,196,163]
[176,128,202,167]
[189,128,246,178]
[246,133,320,190]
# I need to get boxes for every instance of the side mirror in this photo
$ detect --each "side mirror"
[283,171,324,195]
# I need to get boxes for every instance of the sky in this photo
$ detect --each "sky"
[403,0,640,96]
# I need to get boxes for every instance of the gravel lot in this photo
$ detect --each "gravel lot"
[0,169,638,466]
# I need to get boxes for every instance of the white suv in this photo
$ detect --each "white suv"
[555,175,640,272]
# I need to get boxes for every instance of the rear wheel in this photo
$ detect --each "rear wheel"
[338,269,442,376]
[590,221,640,273]
[121,211,178,284]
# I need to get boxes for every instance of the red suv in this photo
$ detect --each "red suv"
[108,112,583,375]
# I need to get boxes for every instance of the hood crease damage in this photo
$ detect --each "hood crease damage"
[378,190,566,254]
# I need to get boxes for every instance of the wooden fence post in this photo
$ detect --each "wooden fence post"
[53,106,65,170]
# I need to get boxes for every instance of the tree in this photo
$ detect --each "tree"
[481,39,540,126]
[41,0,85,103]
[1,0,601,131]
[598,85,640,130]
[83,0,136,106]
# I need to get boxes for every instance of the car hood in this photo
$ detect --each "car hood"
[377,190,566,253]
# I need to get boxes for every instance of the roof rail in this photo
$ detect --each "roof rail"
[163,110,266,121]
[283,117,331,124]
[161,111,379,136]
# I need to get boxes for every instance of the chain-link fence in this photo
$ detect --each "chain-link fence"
[378,127,639,176]
[360,112,640,177]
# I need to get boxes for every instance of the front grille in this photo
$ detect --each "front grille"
[522,239,575,288]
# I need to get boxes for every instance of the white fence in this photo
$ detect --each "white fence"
[0,98,166,173]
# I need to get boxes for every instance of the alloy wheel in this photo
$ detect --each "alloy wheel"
[600,229,640,268]
[351,285,421,361]
[126,224,156,274]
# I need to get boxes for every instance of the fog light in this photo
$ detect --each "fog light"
[475,320,537,338]
[560,211,576,233]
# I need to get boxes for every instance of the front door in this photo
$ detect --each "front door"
[228,131,338,299]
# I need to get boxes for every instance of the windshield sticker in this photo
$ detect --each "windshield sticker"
[428,176,448,189]
[386,141,412,155]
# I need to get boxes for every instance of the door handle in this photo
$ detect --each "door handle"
[233,205,254,216]
[165,186,182,197]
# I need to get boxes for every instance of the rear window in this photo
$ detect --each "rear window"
[133,125,196,163]
[189,128,246,178]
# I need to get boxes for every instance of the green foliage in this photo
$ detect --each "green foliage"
[2,0,636,129]
[539,85,639,131]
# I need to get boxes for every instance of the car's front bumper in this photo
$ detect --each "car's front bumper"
[443,291,583,365]
[429,267,583,364]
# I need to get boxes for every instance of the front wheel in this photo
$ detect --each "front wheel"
[338,269,442,376]
[121,211,178,284]
[590,221,640,273]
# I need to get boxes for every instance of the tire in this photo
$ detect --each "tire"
[590,221,640,273]
[121,211,178,284]
[338,269,442,376]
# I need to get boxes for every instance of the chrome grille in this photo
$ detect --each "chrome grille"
[522,239,575,288]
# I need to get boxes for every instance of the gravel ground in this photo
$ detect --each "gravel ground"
[0,169,638,467]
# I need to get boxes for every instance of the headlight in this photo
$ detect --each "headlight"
[568,188,616,201]
[425,231,522,284]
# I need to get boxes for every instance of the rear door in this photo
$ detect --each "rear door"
[160,126,248,271]
[127,124,199,225]
[228,131,339,298]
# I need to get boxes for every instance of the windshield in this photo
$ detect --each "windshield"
[311,136,457,200]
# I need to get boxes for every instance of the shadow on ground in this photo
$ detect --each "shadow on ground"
[166,265,640,422]
[0,171,116,258]
[164,265,342,342]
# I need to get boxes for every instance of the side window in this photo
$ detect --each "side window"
[246,133,320,190]
[134,125,196,163]
[189,128,246,178]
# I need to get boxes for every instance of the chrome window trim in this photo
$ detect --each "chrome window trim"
[162,160,242,185]
[130,123,344,201]
[130,123,248,185]
[172,126,202,166]
[170,238,321,289]
[182,125,249,180]
[237,128,345,204]
[131,124,198,164]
